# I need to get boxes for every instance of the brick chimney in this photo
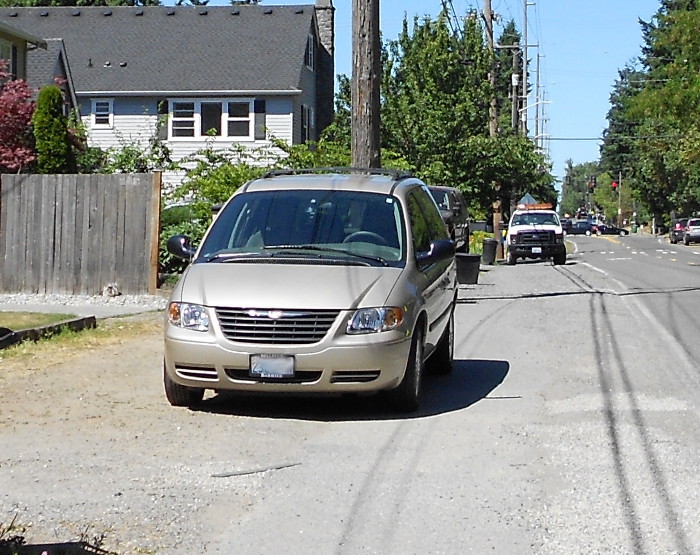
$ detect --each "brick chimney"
[315,0,335,134]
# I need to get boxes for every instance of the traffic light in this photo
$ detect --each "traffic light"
[611,181,618,190]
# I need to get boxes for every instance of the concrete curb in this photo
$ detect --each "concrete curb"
[0,316,97,350]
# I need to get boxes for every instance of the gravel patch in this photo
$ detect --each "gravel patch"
[0,293,169,318]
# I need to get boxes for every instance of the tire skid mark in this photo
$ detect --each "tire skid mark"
[604,300,693,553]
[335,418,434,554]
[455,297,518,357]
[590,292,647,553]
[591,292,693,554]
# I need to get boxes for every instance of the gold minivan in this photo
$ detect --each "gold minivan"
[164,168,457,411]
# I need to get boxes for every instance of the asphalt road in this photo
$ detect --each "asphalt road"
[1,232,698,554]
[207,233,699,554]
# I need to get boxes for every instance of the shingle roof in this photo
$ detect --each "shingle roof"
[0,5,315,95]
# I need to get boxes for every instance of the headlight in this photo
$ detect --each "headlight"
[347,307,404,334]
[168,302,210,332]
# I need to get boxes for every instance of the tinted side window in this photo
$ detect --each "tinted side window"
[407,192,432,253]
[415,187,449,240]
[407,187,449,254]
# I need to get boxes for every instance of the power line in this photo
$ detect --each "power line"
[548,134,685,141]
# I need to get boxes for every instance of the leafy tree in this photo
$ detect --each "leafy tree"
[0,60,36,173]
[321,74,351,148]
[380,10,554,218]
[601,1,700,222]
[560,160,599,217]
[31,85,74,173]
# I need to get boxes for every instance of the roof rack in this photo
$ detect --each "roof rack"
[261,167,414,180]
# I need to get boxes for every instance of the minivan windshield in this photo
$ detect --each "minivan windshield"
[198,190,405,265]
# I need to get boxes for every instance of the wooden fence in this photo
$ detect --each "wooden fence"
[0,173,161,296]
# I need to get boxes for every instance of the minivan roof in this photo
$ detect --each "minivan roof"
[241,169,423,195]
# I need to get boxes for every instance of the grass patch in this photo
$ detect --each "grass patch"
[0,312,77,330]
[0,315,163,365]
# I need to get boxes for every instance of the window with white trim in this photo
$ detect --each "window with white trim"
[169,99,253,139]
[92,99,113,127]
[304,34,315,71]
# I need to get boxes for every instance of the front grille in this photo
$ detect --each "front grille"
[515,230,556,245]
[216,307,340,345]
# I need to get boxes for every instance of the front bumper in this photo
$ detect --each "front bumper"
[164,315,412,394]
[508,244,566,258]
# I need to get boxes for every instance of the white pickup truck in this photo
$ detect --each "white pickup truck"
[505,204,566,266]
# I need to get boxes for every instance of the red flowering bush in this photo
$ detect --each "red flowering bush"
[0,60,36,173]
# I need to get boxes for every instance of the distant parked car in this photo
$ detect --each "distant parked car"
[428,186,470,253]
[595,223,629,236]
[683,217,700,245]
[569,220,593,236]
[670,218,688,244]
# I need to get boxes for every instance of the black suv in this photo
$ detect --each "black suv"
[669,218,688,244]
[428,186,470,252]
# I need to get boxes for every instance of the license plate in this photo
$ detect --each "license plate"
[532,247,542,254]
[250,354,295,378]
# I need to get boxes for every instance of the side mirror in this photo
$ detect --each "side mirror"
[167,234,197,261]
[416,239,455,266]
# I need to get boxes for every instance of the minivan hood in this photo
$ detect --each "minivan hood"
[175,262,404,310]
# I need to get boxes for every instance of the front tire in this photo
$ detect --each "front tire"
[387,327,424,412]
[164,362,204,407]
[553,252,566,265]
[507,251,517,265]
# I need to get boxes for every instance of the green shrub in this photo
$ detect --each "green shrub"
[32,85,74,173]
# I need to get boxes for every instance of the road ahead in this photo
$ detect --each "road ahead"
[208,233,699,554]
[1,233,698,554]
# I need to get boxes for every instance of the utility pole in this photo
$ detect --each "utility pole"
[617,170,623,227]
[483,0,498,137]
[520,0,531,136]
[511,44,520,134]
[484,0,503,258]
[351,0,381,168]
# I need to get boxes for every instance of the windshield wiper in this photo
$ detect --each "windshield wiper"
[201,251,268,263]
[263,245,389,266]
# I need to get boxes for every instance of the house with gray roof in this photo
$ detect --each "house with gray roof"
[0,2,335,183]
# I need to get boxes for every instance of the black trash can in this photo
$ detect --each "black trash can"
[456,253,481,284]
[482,238,498,265]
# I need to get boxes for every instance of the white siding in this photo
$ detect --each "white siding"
[81,95,296,189]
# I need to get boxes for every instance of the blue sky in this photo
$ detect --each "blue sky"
[220,1,663,185]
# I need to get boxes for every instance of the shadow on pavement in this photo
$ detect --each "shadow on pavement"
[191,358,509,422]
